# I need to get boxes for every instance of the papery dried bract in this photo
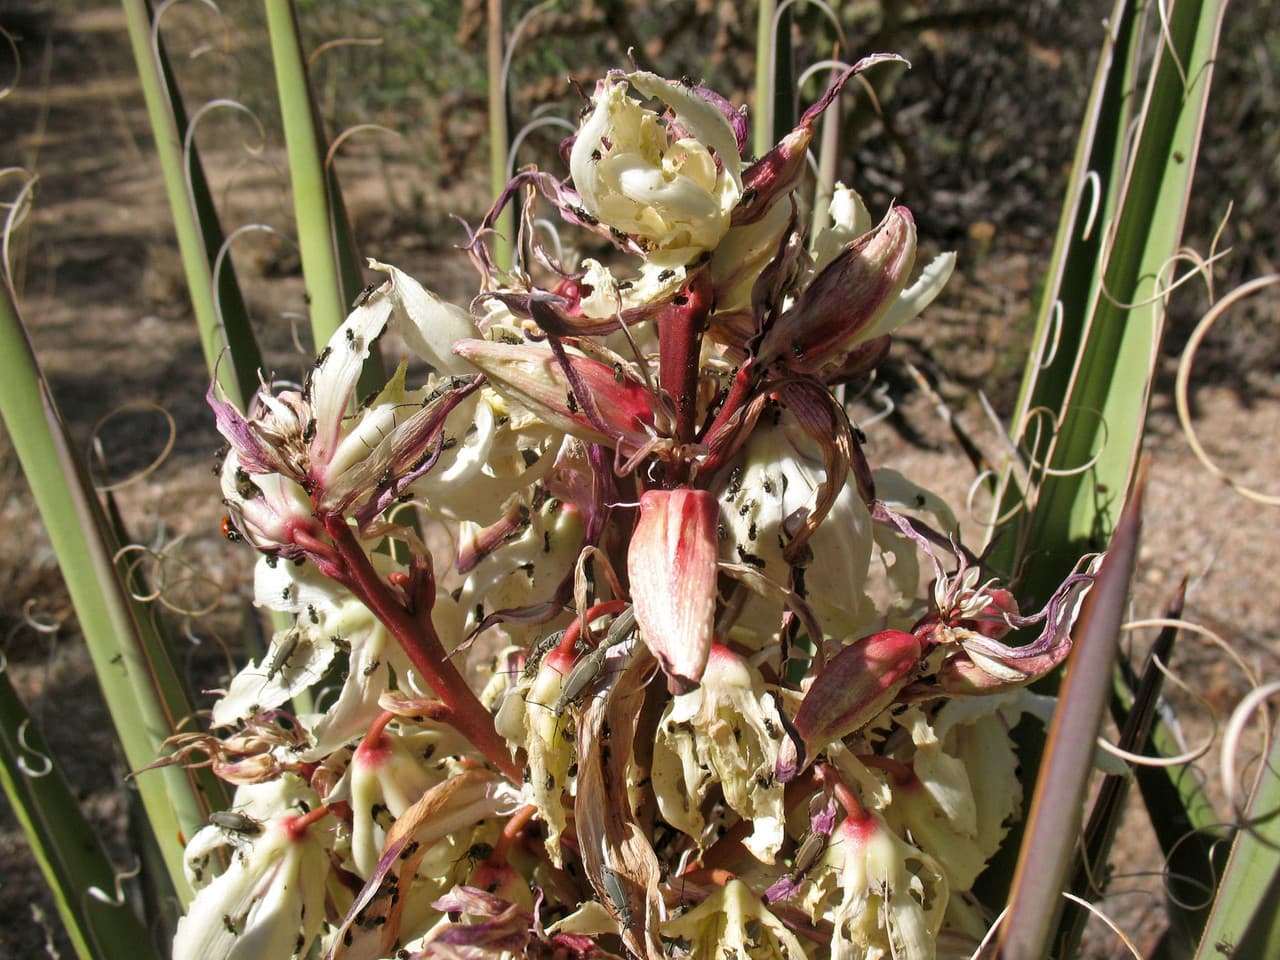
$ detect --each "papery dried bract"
[627,488,719,689]
[733,54,904,227]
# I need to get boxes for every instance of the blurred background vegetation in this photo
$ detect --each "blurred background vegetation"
[1,0,1276,956]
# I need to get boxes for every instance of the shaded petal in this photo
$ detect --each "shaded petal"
[452,340,656,450]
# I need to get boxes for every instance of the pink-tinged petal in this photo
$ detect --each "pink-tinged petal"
[207,381,290,477]
[627,489,719,690]
[820,334,893,386]
[452,340,656,450]
[777,630,922,782]
[758,206,916,375]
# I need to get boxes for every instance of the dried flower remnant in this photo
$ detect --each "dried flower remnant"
[179,53,1099,960]
[652,643,787,861]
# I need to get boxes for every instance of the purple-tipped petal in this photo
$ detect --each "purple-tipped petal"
[734,53,907,226]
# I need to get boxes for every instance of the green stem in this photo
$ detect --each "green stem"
[487,0,513,271]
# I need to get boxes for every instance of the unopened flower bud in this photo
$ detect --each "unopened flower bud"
[778,630,922,782]
[758,207,916,376]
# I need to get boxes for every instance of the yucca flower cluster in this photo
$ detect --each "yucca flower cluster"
[172,57,1096,960]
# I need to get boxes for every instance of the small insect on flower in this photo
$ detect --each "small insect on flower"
[552,607,637,717]
[452,842,495,874]
[353,282,379,307]
[791,829,828,876]
[220,515,242,542]
[209,810,262,835]
[264,631,304,682]
[598,865,634,928]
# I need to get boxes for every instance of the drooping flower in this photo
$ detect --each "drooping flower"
[802,810,949,960]
[717,404,877,646]
[756,206,918,376]
[494,641,580,864]
[662,879,807,959]
[627,487,720,689]
[570,70,744,262]
[174,776,333,960]
[452,339,658,455]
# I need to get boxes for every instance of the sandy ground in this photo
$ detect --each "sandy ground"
[1,3,1277,958]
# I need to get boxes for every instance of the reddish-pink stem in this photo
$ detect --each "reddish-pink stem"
[817,763,868,822]
[322,515,522,783]
[284,803,335,841]
[556,599,628,658]
[492,803,537,863]
[362,710,395,748]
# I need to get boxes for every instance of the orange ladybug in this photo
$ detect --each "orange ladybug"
[221,515,242,542]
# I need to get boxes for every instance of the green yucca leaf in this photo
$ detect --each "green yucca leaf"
[0,670,164,960]
[988,0,1225,602]
[978,0,1226,917]
[1194,716,1280,959]
[997,468,1145,958]
[120,0,262,409]
[0,281,225,904]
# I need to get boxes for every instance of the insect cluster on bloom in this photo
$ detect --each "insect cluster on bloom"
[170,55,1099,960]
